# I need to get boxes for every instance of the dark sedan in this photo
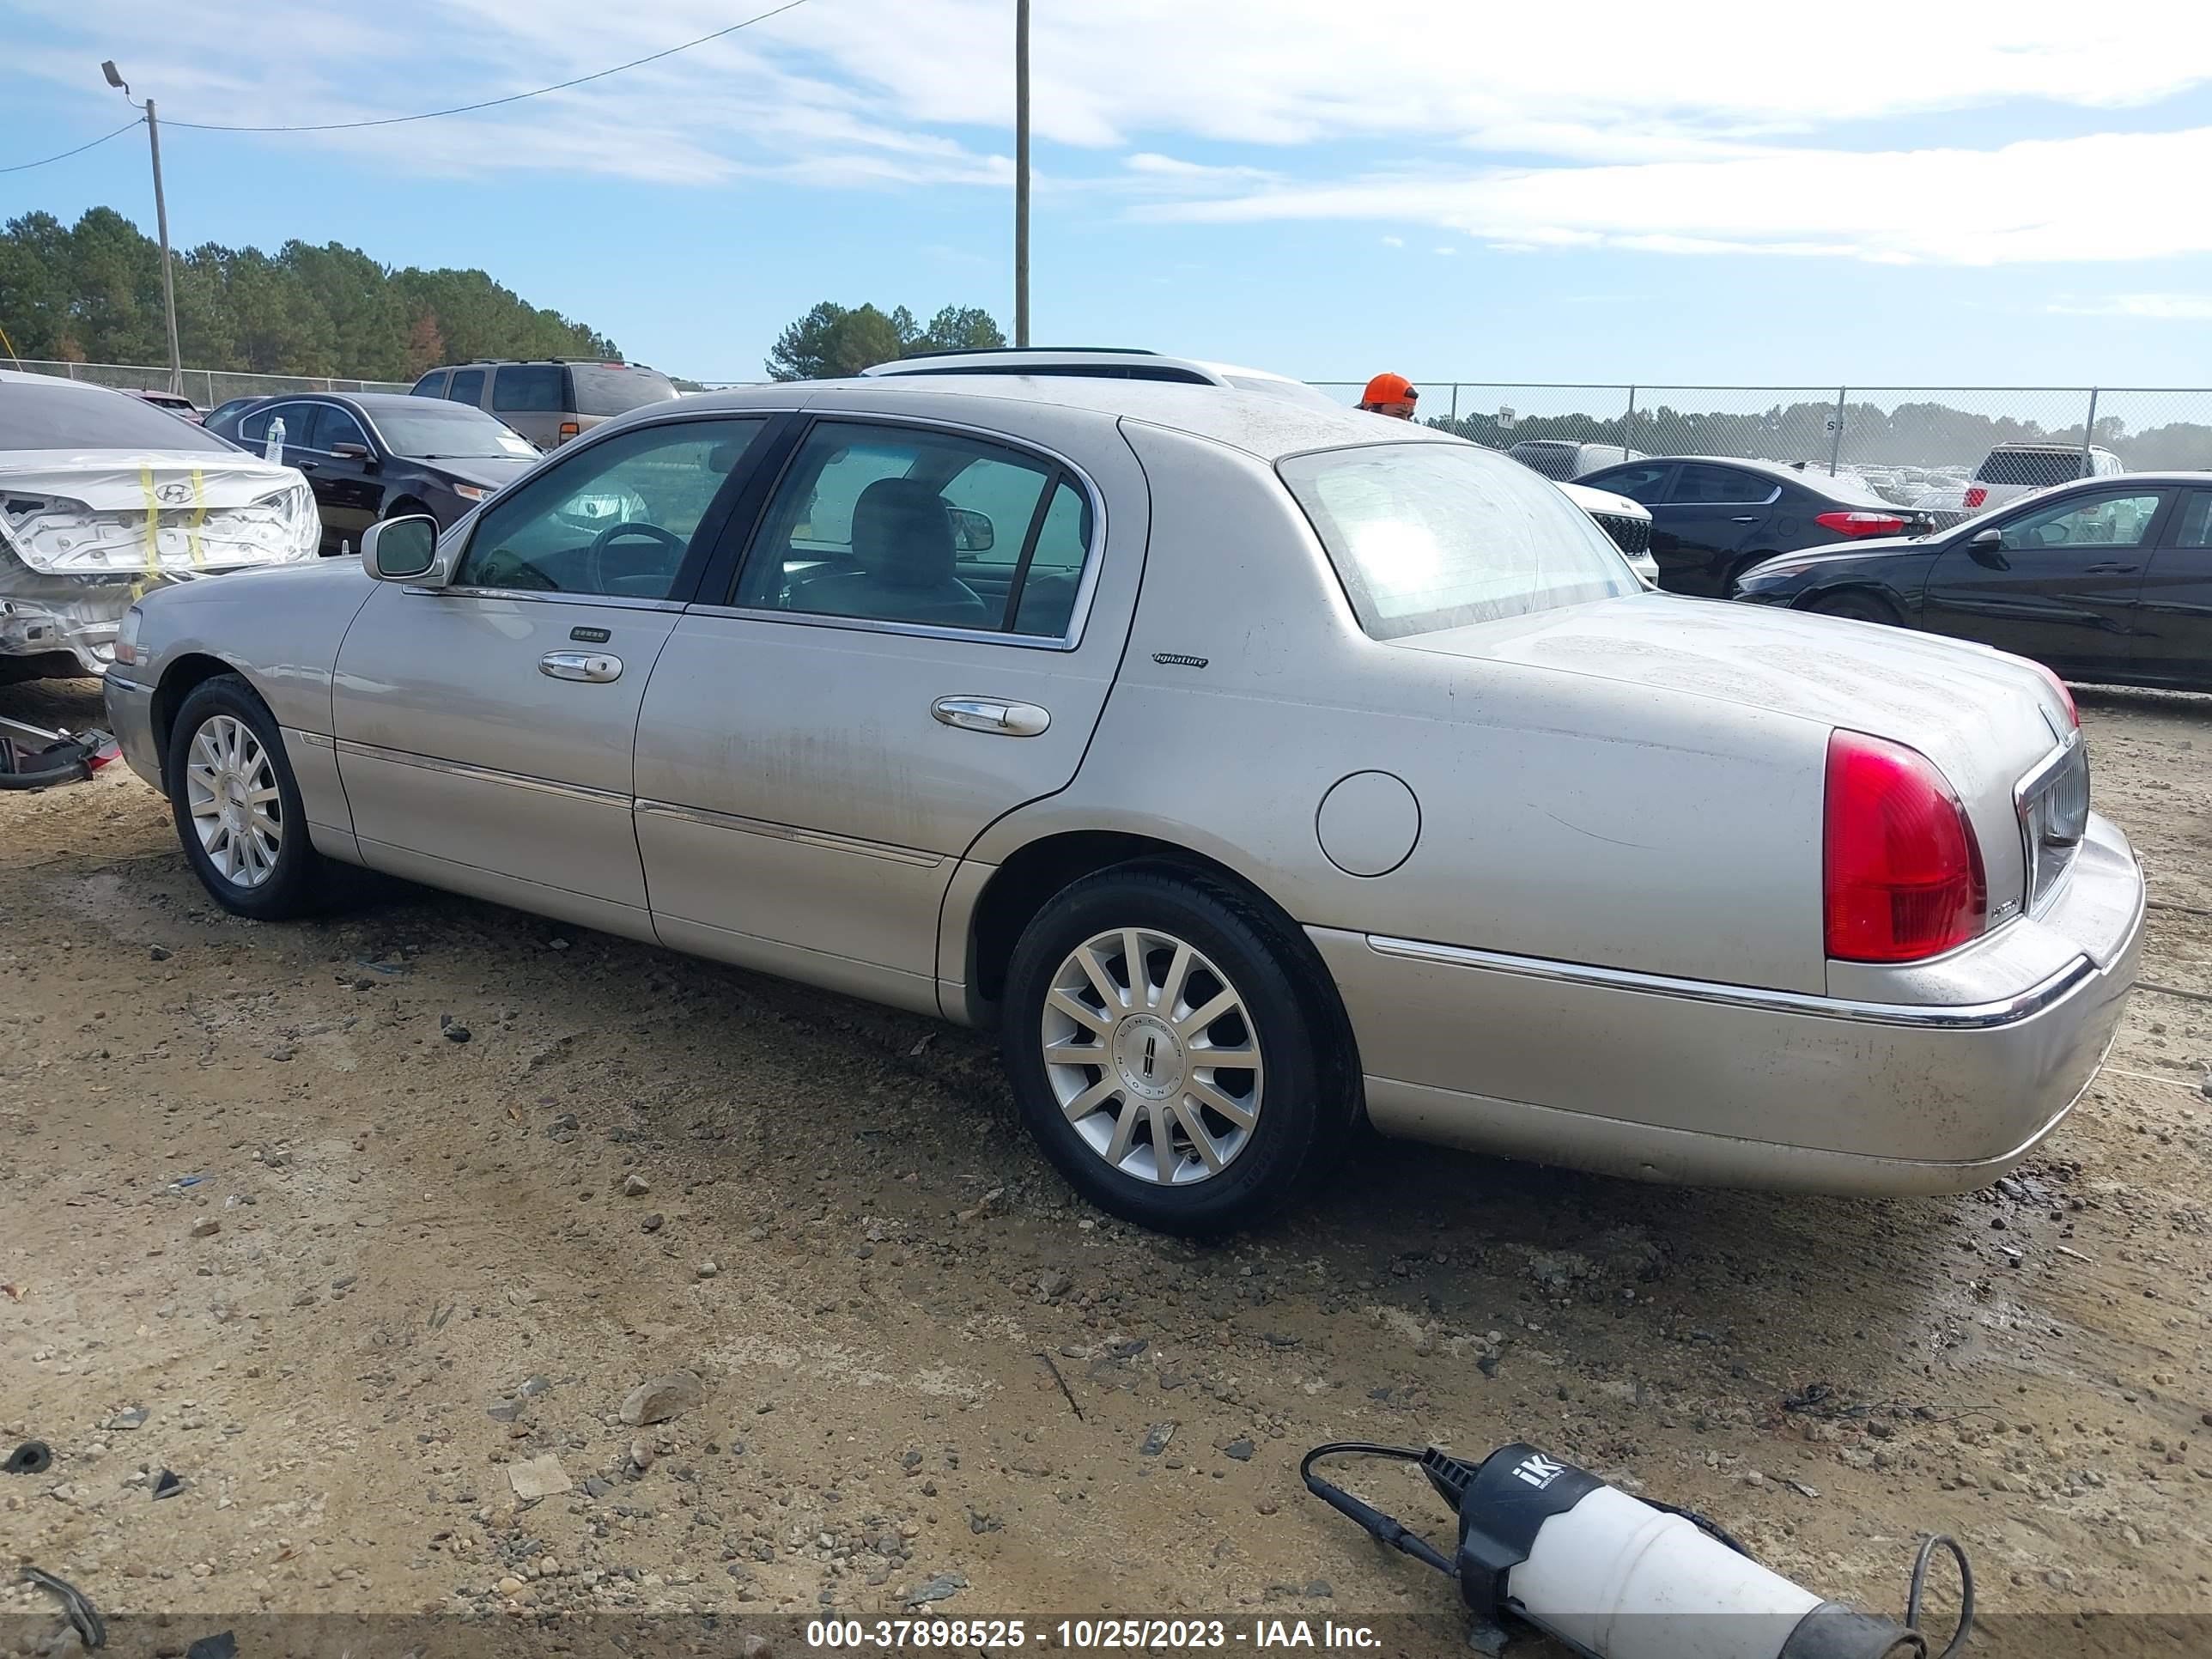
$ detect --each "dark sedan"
[1575,455,1929,597]
[207,392,538,556]
[1732,471,2212,692]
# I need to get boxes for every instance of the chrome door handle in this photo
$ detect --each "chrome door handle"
[539,651,623,684]
[1729,514,1759,523]
[933,696,1050,737]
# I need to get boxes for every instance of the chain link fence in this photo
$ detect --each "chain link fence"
[17,363,2212,500]
[8,358,413,407]
[1312,382,2212,506]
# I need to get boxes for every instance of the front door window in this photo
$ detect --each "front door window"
[451,418,769,599]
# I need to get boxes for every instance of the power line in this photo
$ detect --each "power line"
[161,0,817,134]
[0,117,143,175]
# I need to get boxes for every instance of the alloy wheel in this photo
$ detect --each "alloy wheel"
[183,714,283,889]
[1040,927,1264,1185]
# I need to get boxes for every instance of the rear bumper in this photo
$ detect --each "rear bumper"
[0,589,129,675]
[1312,812,2144,1195]
[101,670,162,793]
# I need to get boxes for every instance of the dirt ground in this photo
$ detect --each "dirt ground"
[2,677,2209,1658]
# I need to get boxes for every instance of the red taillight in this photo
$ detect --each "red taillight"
[1814,509,1908,538]
[2025,659,2078,730]
[1824,731,1986,963]
[1964,486,1988,509]
[558,420,581,442]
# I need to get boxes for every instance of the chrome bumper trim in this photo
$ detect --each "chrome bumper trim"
[1364,934,2098,1030]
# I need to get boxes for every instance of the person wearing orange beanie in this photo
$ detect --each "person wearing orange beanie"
[1357,373,1419,419]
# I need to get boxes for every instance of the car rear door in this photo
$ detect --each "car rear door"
[2132,487,2212,689]
[491,364,566,451]
[330,412,775,939]
[1647,463,1779,595]
[1919,486,2171,678]
[632,410,1145,1017]
[443,367,488,413]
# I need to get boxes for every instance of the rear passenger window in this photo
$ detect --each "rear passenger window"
[411,371,448,398]
[494,365,565,413]
[1670,465,1768,505]
[2176,491,2212,549]
[737,421,1093,637]
[447,368,486,407]
[1012,483,1091,636]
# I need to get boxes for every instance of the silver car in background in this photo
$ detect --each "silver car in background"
[105,379,2142,1233]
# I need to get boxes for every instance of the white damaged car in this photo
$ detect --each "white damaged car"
[1,371,319,678]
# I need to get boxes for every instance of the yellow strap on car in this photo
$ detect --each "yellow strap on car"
[137,464,161,597]
[188,467,206,568]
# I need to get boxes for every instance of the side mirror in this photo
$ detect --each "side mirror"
[1966,526,2008,568]
[362,515,442,584]
[329,441,374,461]
[946,507,995,554]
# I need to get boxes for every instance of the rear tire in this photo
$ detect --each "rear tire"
[1001,865,1358,1236]
[1808,590,1901,627]
[164,674,335,921]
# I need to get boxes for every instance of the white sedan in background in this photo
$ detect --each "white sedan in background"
[1,372,319,678]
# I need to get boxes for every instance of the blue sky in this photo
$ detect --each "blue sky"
[9,0,2212,387]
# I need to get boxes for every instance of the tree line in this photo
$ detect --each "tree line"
[0,208,618,380]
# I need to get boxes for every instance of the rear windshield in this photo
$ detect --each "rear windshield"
[1979,449,2082,488]
[570,363,678,416]
[1281,442,1637,640]
[0,380,234,453]
[368,401,539,460]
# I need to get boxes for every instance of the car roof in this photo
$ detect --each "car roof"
[674,376,1454,462]
[1,368,126,397]
[860,348,1312,387]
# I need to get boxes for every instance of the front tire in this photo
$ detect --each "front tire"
[1001,866,1358,1235]
[165,674,333,921]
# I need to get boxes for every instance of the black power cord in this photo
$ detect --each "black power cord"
[1905,1534,1975,1659]
[1303,1441,1975,1659]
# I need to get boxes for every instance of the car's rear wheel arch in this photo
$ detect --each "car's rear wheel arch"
[966,832,1352,1052]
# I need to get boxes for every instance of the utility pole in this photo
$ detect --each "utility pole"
[102,61,182,396]
[1014,0,1030,348]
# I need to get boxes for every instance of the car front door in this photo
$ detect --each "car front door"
[292,403,383,556]
[330,413,775,939]
[1919,487,2171,678]
[492,364,566,451]
[633,413,1143,1016]
[1650,463,1778,595]
[2132,488,2212,690]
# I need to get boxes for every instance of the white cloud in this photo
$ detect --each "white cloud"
[1141,128,2212,265]
[1380,235,1403,248]
[15,0,2212,266]
[2047,293,2212,319]
[1433,246,1456,256]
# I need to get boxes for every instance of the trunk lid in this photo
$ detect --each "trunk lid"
[1399,593,2075,915]
[0,450,319,578]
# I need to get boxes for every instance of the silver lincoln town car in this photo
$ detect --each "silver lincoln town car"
[105,378,2144,1233]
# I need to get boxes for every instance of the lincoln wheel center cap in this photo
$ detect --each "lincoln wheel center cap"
[1111,1013,1184,1101]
